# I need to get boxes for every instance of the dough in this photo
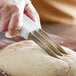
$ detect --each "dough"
[0,40,76,76]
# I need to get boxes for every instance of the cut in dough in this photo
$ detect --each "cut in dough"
[0,40,76,76]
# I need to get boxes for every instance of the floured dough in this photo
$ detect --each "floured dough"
[59,47,76,76]
[0,40,76,76]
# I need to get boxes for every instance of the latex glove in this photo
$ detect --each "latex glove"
[0,0,41,37]
[0,0,26,37]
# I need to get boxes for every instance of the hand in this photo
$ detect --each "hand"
[0,0,41,37]
[0,0,26,37]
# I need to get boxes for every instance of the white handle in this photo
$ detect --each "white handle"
[20,14,41,39]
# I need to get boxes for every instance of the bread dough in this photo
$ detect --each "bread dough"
[0,40,76,76]
[59,47,76,76]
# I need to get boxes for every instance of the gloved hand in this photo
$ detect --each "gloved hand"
[0,0,40,37]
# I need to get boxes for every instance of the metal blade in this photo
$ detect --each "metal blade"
[34,30,62,56]
[39,29,67,54]
[29,32,58,58]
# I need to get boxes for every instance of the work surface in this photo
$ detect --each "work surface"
[0,23,76,51]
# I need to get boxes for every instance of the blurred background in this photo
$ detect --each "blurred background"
[31,0,76,40]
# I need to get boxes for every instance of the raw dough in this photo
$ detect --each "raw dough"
[0,40,76,76]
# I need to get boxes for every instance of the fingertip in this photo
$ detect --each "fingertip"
[8,28,20,37]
